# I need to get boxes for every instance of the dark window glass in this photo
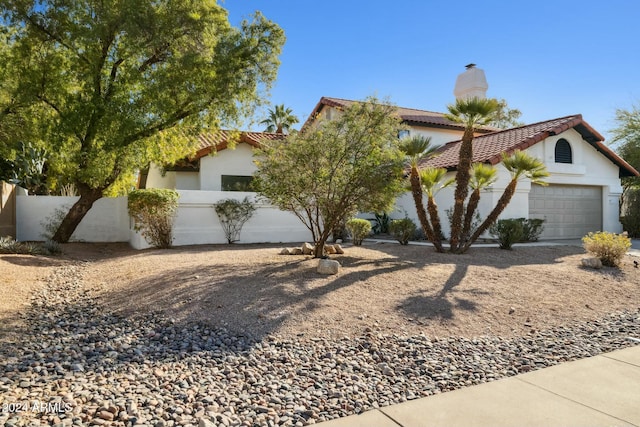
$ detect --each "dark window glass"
[221,175,253,191]
[555,139,572,164]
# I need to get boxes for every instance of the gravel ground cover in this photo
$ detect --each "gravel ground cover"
[1,243,639,426]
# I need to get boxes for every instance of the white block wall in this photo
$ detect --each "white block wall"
[17,195,130,242]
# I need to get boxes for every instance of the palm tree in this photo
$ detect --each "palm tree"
[445,97,500,253]
[460,163,498,244]
[419,167,454,248]
[459,150,549,253]
[260,104,299,134]
[400,135,444,252]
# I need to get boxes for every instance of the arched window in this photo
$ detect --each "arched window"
[555,139,572,163]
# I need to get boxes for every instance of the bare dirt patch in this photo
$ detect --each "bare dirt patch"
[64,241,640,341]
[0,254,69,340]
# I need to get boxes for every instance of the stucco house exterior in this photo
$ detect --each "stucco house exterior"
[302,95,638,239]
[145,64,638,242]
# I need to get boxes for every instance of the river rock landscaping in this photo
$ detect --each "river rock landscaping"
[1,243,639,426]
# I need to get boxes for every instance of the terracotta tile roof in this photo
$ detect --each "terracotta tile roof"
[422,115,639,177]
[194,130,285,159]
[301,97,498,133]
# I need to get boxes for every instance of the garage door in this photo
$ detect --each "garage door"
[528,184,602,239]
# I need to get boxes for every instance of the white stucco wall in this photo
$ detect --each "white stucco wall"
[130,190,312,249]
[393,128,625,239]
[17,195,130,242]
[199,144,257,191]
[405,126,464,147]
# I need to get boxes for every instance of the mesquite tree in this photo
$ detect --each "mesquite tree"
[254,98,405,258]
[1,0,284,242]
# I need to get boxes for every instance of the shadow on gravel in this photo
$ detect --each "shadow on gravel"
[0,254,67,267]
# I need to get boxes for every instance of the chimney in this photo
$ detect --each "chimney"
[454,64,488,100]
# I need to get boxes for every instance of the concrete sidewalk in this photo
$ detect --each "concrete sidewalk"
[318,345,640,427]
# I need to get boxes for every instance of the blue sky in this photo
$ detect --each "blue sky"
[224,1,639,142]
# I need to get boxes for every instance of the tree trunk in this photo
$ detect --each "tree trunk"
[52,186,104,243]
[459,180,517,253]
[448,127,475,252]
[426,195,444,251]
[409,167,443,252]
[460,188,481,246]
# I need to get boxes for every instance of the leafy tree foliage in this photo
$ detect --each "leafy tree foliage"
[489,99,525,129]
[611,103,640,189]
[1,0,285,242]
[254,99,405,257]
[260,104,299,134]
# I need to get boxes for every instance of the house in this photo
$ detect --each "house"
[302,66,639,240]
[142,130,285,191]
[137,129,312,247]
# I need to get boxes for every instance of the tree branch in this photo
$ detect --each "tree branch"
[24,14,91,66]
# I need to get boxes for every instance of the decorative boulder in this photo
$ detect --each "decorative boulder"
[334,244,344,254]
[290,247,303,255]
[318,259,340,275]
[302,242,314,255]
[581,257,603,269]
[325,244,337,255]
[279,248,291,255]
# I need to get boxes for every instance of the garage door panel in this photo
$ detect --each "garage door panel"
[529,184,602,239]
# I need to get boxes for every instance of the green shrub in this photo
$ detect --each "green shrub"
[370,212,391,234]
[346,218,372,246]
[520,218,545,242]
[582,231,631,267]
[621,188,640,237]
[214,197,256,244]
[389,218,417,245]
[489,219,524,250]
[0,236,57,255]
[128,189,179,249]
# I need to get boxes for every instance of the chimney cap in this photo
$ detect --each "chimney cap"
[465,63,476,69]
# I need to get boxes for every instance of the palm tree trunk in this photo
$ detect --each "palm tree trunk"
[461,188,481,245]
[449,127,475,252]
[409,167,443,252]
[426,195,444,251]
[460,180,517,253]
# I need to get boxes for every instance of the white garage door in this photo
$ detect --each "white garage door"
[529,184,602,239]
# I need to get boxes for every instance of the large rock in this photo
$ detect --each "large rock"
[318,259,340,275]
[302,242,314,255]
[334,244,344,254]
[279,248,291,255]
[290,247,303,255]
[325,244,337,255]
[581,257,603,269]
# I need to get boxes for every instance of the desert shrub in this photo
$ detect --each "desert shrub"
[41,239,63,255]
[0,236,22,253]
[520,218,545,241]
[346,218,372,246]
[214,197,256,244]
[389,218,417,245]
[0,236,55,255]
[620,188,640,237]
[370,212,391,234]
[128,189,179,248]
[582,231,631,267]
[489,218,524,250]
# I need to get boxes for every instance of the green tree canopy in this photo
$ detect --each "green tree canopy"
[611,103,640,188]
[1,0,285,242]
[488,99,525,129]
[254,98,406,257]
